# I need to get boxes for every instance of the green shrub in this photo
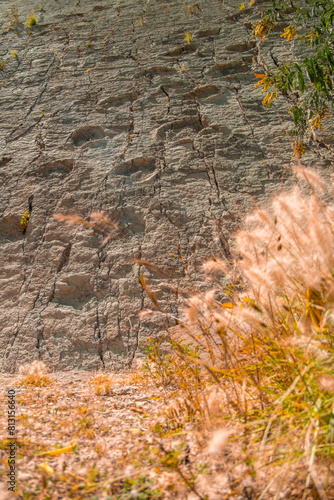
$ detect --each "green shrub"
[253,0,334,155]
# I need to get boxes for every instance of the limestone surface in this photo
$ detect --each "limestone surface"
[0,0,332,372]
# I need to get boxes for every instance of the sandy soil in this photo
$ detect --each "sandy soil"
[0,371,171,499]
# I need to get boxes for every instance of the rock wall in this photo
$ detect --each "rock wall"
[0,0,332,372]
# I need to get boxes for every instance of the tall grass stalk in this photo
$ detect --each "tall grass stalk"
[140,165,334,496]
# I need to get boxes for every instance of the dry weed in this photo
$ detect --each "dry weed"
[139,167,334,497]
[89,372,114,395]
[18,360,52,387]
[53,211,122,246]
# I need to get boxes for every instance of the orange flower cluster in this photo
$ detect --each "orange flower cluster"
[280,26,298,42]
[252,19,275,41]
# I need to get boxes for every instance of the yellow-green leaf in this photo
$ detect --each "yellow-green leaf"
[38,463,54,474]
[37,443,76,457]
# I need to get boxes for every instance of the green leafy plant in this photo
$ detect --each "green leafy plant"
[253,0,334,155]
[116,475,162,499]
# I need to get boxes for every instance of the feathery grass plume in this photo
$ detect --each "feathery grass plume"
[202,258,230,276]
[317,374,334,393]
[186,295,203,324]
[143,169,334,497]
[207,428,233,454]
[18,360,52,387]
[293,165,326,192]
[53,211,122,245]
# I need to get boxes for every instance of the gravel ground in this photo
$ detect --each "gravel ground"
[0,371,172,499]
[0,371,328,499]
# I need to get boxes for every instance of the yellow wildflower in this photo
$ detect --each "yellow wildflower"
[254,73,272,91]
[254,74,278,107]
[281,26,298,42]
[253,19,275,41]
[309,110,329,131]
[20,209,30,234]
[293,141,306,159]
[305,30,319,43]
[262,90,278,107]
[239,2,245,10]
[184,32,192,43]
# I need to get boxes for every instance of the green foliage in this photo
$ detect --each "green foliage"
[253,0,334,151]
[143,336,203,391]
[116,475,162,499]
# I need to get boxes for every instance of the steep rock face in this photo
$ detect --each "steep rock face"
[0,0,332,372]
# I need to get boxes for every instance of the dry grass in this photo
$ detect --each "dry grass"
[89,372,114,396]
[6,3,19,30]
[18,360,52,387]
[138,166,334,498]
[53,211,123,246]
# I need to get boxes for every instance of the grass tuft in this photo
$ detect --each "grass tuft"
[139,166,334,496]
[89,372,114,395]
[18,360,52,387]
[25,13,37,28]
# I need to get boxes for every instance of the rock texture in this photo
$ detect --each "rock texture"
[0,0,333,372]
